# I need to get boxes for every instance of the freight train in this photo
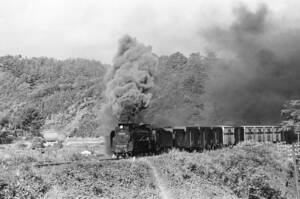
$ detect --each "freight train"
[110,123,296,158]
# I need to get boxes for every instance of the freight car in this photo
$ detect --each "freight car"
[110,124,295,157]
[154,127,173,153]
[241,126,284,143]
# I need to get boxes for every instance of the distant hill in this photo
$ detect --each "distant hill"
[0,55,106,137]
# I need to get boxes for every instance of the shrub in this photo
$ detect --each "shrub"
[14,107,45,137]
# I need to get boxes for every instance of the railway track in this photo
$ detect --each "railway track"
[34,158,118,167]
[35,142,293,168]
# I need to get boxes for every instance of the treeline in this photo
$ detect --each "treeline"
[0,55,106,137]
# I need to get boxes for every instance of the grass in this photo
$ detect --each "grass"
[0,159,160,199]
[147,142,295,199]
[0,140,160,199]
[0,141,296,198]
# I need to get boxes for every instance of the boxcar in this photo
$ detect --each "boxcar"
[199,127,210,149]
[264,127,273,142]
[244,126,255,141]
[222,126,235,146]
[256,127,264,142]
[185,126,204,151]
[155,127,173,152]
[173,127,186,149]
[270,127,277,143]
[274,127,281,142]
[212,127,223,148]
[200,127,222,149]
[234,127,244,144]
[251,126,261,142]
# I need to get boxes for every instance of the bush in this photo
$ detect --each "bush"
[148,143,294,199]
[14,107,45,137]
[0,165,50,199]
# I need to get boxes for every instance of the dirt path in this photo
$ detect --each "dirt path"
[141,158,173,199]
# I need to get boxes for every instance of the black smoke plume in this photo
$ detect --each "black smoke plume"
[99,35,158,133]
[203,3,300,125]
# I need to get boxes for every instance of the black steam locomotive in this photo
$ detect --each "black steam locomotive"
[110,123,296,158]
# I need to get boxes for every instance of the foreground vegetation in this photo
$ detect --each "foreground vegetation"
[0,142,296,199]
[148,142,296,199]
[0,160,159,199]
[0,141,159,199]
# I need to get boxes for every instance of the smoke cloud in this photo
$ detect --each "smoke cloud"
[203,3,300,125]
[99,35,158,133]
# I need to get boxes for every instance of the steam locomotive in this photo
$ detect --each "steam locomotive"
[110,123,296,158]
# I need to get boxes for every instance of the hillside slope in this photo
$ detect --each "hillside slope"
[0,55,106,137]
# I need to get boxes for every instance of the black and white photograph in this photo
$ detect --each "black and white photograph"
[1,0,300,198]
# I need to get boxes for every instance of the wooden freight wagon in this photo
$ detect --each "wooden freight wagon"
[173,127,186,150]
[211,127,223,149]
[234,127,244,144]
[185,126,204,151]
[155,128,173,152]
[243,126,255,141]
[274,127,281,142]
[263,127,273,142]
[222,126,235,146]
[256,127,264,142]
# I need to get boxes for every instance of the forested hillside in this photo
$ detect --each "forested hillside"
[0,55,106,137]
[0,51,210,137]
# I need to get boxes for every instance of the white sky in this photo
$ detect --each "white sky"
[0,0,298,64]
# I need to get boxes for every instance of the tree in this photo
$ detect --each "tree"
[281,100,300,143]
[18,107,45,136]
[281,100,300,128]
[0,114,9,128]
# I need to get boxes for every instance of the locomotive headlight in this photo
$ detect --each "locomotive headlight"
[120,125,123,129]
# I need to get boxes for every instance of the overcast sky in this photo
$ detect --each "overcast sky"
[0,0,299,64]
